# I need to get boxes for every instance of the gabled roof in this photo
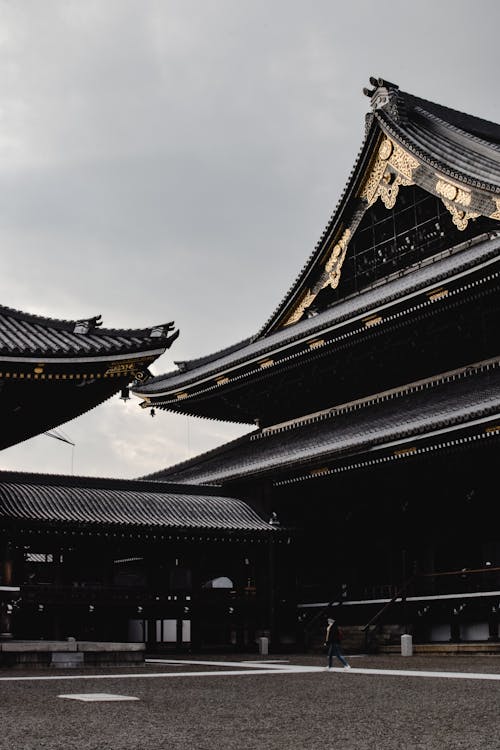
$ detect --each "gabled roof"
[147,359,500,486]
[0,471,274,534]
[133,77,500,420]
[260,77,500,334]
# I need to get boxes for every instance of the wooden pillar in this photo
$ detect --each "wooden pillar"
[0,542,14,639]
[267,534,276,650]
[1,542,13,586]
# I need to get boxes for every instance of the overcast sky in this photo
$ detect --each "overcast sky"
[1,0,500,479]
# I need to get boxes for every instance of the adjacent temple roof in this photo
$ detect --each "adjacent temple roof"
[132,77,500,421]
[0,471,275,536]
[148,358,500,486]
[0,305,179,449]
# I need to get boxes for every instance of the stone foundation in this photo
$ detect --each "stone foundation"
[0,640,145,668]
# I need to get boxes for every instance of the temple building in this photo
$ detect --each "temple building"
[0,471,282,650]
[132,78,500,650]
[0,306,279,650]
[0,305,179,449]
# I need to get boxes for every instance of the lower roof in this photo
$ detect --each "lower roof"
[148,358,500,486]
[0,472,273,533]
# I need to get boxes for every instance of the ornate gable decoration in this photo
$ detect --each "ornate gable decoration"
[359,137,419,209]
[282,136,420,328]
[282,227,351,327]
[281,130,500,328]
[277,77,500,331]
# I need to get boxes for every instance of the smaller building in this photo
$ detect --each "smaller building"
[0,305,179,449]
[0,471,286,652]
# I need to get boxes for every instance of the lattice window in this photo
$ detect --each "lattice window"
[314,185,499,311]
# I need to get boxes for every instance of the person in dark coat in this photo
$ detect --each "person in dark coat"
[324,617,351,670]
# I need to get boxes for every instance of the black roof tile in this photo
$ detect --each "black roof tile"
[0,304,179,359]
[150,361,500,485]
[0,472,272,532]
[134,233,500,399]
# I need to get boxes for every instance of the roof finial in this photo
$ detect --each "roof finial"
[364,76,399,115]
[73,314,102,334]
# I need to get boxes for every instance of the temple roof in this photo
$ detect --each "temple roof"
[0,471,274,533]
[133,231,500,412]
[147,359,500,486]
[133,77,500,422]
[260,77,500,335]
[0,306,179,449]
[0,305,178,359]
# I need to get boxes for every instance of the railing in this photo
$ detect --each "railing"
[360,565,500,650]
[298,566,500,652]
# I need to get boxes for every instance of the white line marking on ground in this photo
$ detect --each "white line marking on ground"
[0,668,317,682]
[241,660,290,664]
[325,666,500,681]
[146,658,294,670]
[2,659,500,683]
[58,693,139,701]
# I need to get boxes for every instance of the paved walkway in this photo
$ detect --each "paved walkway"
[2,654,500,749]
[3,656,500,683]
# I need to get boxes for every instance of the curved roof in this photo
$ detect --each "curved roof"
[0,306,179,449]
[0,304,179,359]
[378,89,500,192]
[150,359,500,485]
[133,232,500,403]
[134,77,500,415]
[0,474,272,532]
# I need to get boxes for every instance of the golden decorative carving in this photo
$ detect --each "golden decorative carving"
[441,201,479,231]
[378,138,393,161]
[436,178,471,206]
[388,143,420,182]
[282,227,353,327]
[323,228,351,290]
[359,137,419,210]
[490,197,500,221]
[104,358,150,379]
[359,153,387,205]
[436,179,458,202]
[282,290,316,326]
[427,288,449,301]
[434,174,477,229]
[308,338,325,350]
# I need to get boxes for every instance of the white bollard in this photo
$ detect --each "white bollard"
[258,636,269,656]
[401,633,413,656]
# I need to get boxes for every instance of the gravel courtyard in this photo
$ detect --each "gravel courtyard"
[1,654,499,750]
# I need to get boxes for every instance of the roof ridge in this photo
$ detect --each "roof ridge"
[0,303,175,338]
[0,469,229,495]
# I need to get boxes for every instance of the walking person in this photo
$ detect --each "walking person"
[324,617,351,670]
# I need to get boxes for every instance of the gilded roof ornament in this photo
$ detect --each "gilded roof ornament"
[490,198,500,221]
[435,177,479,230]
[359,137,419,210]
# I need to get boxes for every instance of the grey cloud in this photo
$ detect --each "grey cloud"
[1,0,500,475]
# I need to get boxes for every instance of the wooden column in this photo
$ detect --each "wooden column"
[0,542,14,639]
